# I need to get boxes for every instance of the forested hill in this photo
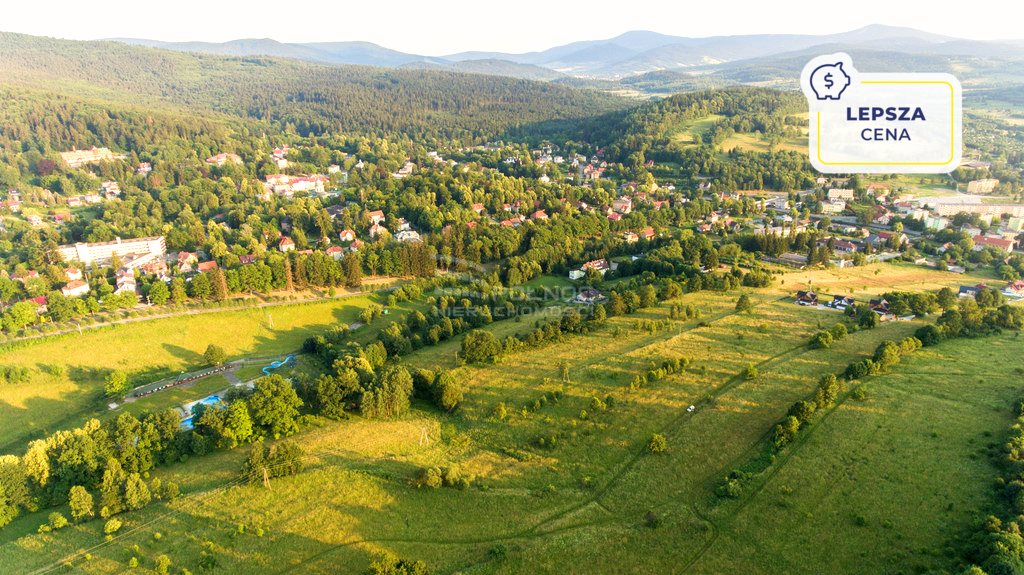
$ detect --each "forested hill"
[587,87,806,156]
[0,32,628,144]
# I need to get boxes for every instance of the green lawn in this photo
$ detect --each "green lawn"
[119,374,233,417]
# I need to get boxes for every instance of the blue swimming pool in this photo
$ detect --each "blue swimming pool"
[179,394,224,429]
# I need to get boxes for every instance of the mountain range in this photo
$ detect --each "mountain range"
[110,25,1024,88]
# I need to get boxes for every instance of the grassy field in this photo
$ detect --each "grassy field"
[0,265,1019,574]
[689,333,1024,573]
[718,132,805,154]
[776,262,997,300]
[670,114,722,147]
[0,293,400,451]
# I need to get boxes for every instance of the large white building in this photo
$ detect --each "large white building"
[57,236,166,266]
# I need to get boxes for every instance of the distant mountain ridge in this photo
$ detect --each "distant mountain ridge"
[107,25,1024,89]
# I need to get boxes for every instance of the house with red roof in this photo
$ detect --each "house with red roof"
[62,280,90,298]
[326,245,344,260]
[278,237,295,252]
[973,235,1016,253]
[29,295,48,314]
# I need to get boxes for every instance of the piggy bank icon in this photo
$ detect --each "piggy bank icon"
[810,62,851,100]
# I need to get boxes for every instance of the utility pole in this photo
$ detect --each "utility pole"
[262,466,272,490]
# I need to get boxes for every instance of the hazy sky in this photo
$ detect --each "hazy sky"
[2,0,1017,55]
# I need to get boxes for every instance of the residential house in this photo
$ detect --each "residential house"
[833,239,858,254]
[872,206,894,225]
[1002,281,1024,298]
[326,246,345,260]
[339,229,356,242]
[367,210,386,225]
[369,223,388,238]
[238,255,257,266]
[65,267,82,281]
[570,259,611,280]
[573,288,606,304]
[101,181,121,199]
[349,239,365,252]
[866,183,890,196]
[829,295,855,310]
[531,209,549,220]
[393,161,416,178]
[29,295,48,314]
[15,270,40,284]
[62,280,90,298]
[794,290,818,306]
[607,212,622,222]
[205,153,242,166]
[623,232,639,244]
[471,203,485,214]
[958,285,983,298]
[176,251,198,273]
[641,227,656,241]
[136,162,152,176]
[869,298,892,316]
[612,196,633,214]
[395,230,422,243]
[973,235,1016,253]
[278,237,295,252]
[115,274,136,295]
[197,261,218,273]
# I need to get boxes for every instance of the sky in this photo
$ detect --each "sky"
[2,0,1018,56]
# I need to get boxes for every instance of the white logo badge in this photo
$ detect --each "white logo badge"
[801,53,962,174]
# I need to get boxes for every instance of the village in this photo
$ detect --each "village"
[2,138,1023,327]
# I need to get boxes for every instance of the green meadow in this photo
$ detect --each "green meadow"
[0,266,1019,574]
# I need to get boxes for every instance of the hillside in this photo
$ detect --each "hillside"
[0,33,627,142]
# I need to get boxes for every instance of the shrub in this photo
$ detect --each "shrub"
[742,364,759,380]
[48,512,69,530]
[104,518,122,535]
[416,467,443,489]
[647,434,667,454]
